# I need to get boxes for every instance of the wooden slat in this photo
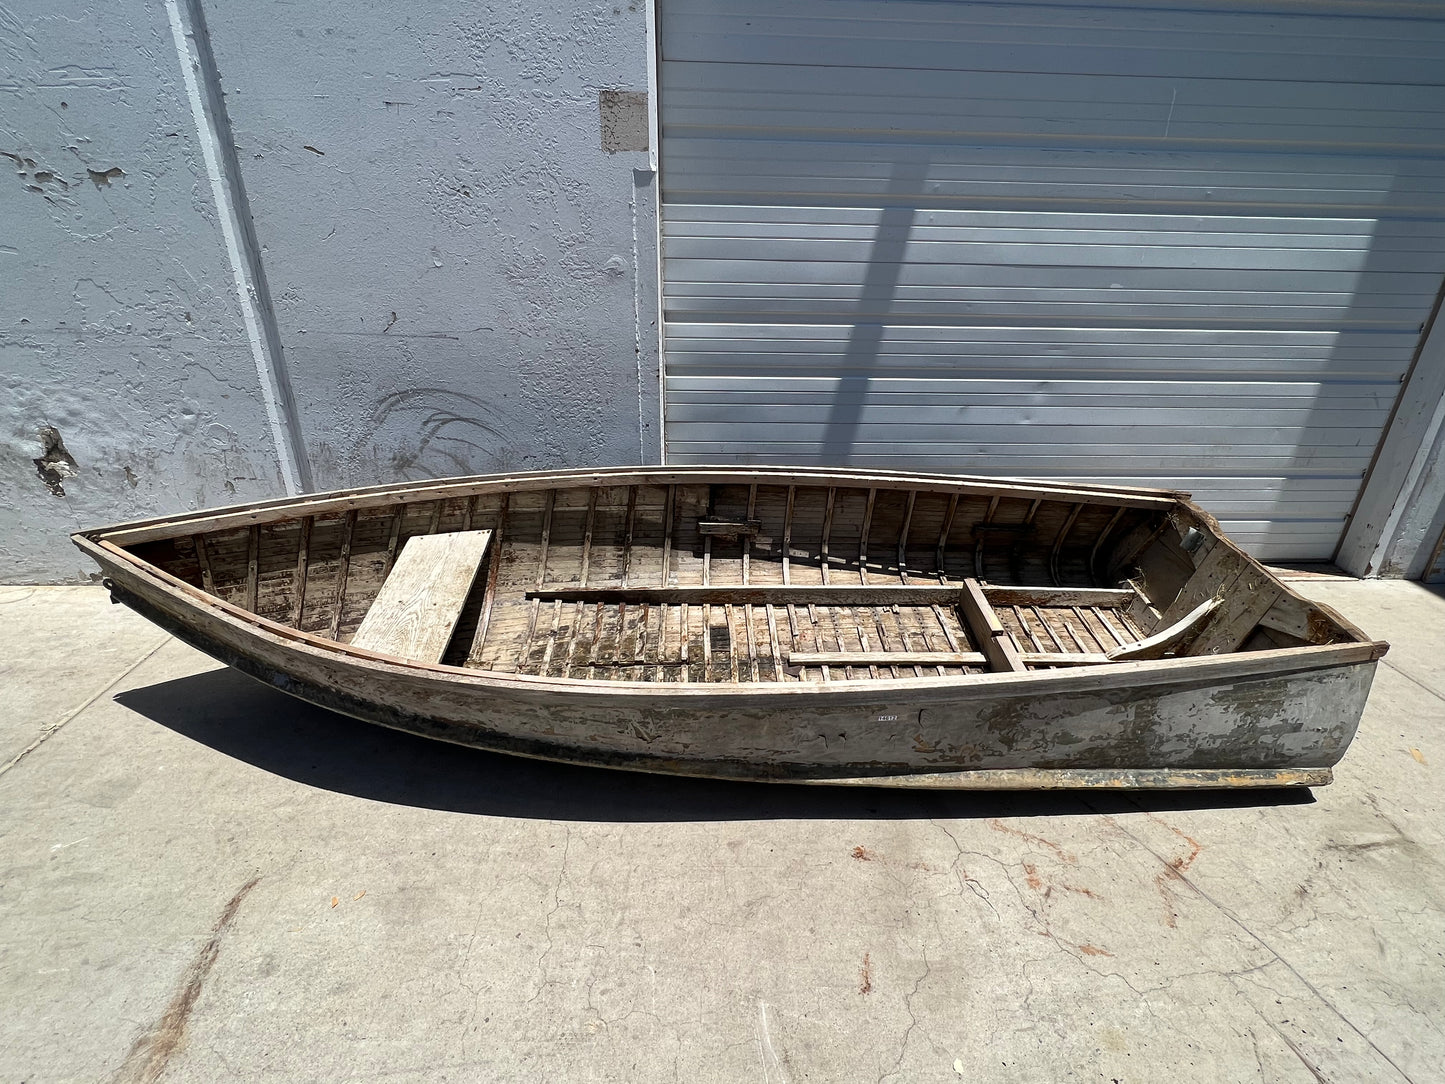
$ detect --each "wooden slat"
[562,489,599,679]
[782,485,802,677]
[895,492,924,677]
[327,510,355,641]
[765,602,783,681]
[540,595,566,676]
[351,531,493,662]
[938,492,960,577]
[1012,605,1046,653]
[621,486,637,586]
[858,487,875,585]
[1049,503,1083,587]
[1071,606,1108,653]
[530,585,955,604]
[701,506,713,682]
[975,495,997,579]
[522,490,556,644]
[958,577,1026,672]
[897,490,916,579]
[1092,606,1130,648]
[380,508,404,577]
[194,534,215,595]
[653,599,669,683]
[1090,507,1127,586]
[1029,604,1066,652]
[245,525,260,614]
[1258,593,1331,644]
[466,493,508,665]
[680,601,692,680]
[782,485,795,585]
[852,607,882,680]
[660,484,676,586]
[820,487,836,584]
[289,518,310,628]
[743,483,759,681]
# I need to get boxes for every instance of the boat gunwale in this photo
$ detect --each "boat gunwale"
[79,535,1388,703]
[80,466,1186,547]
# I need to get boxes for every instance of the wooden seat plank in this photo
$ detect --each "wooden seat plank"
[351,530,493,662]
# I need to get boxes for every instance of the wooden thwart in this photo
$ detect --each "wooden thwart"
[526,584,1134,608]
[351,530,493,662]
[958,577,1026,672]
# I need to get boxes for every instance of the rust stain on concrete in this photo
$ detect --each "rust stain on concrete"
[987,819,1079,864]
[112,876,261,1084]
[1149,815,1203,928]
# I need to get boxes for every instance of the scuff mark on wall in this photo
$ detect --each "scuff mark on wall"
[33,426,79,497]
[599,89,648,153]
[358,387,509,478]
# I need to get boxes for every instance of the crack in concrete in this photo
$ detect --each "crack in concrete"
[878,948,930,1084]
[526,827,572,1006]
[1100,809,1418,1083]
[1272,1026,1333,1084]
[931,819,999,916]
[1380,658,1445,705]
[1,635,170,779]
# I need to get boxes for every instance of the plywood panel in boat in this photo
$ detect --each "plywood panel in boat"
[351,530,493,663]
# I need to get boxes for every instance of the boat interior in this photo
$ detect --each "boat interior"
[113,476,1362,683]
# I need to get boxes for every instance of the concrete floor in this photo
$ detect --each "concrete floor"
[1,581,1441,1083]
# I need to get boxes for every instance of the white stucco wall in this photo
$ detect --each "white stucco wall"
[2,0,659,582]
[1,3,294,581]
[202,0,661,490]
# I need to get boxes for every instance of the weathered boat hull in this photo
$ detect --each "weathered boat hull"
[94,548,1373,789]
[75,466,1386,790]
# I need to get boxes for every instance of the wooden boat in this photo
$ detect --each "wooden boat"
[73,467,1386,789]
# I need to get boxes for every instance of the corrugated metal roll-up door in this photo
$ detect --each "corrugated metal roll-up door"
[657,0,1445,560]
